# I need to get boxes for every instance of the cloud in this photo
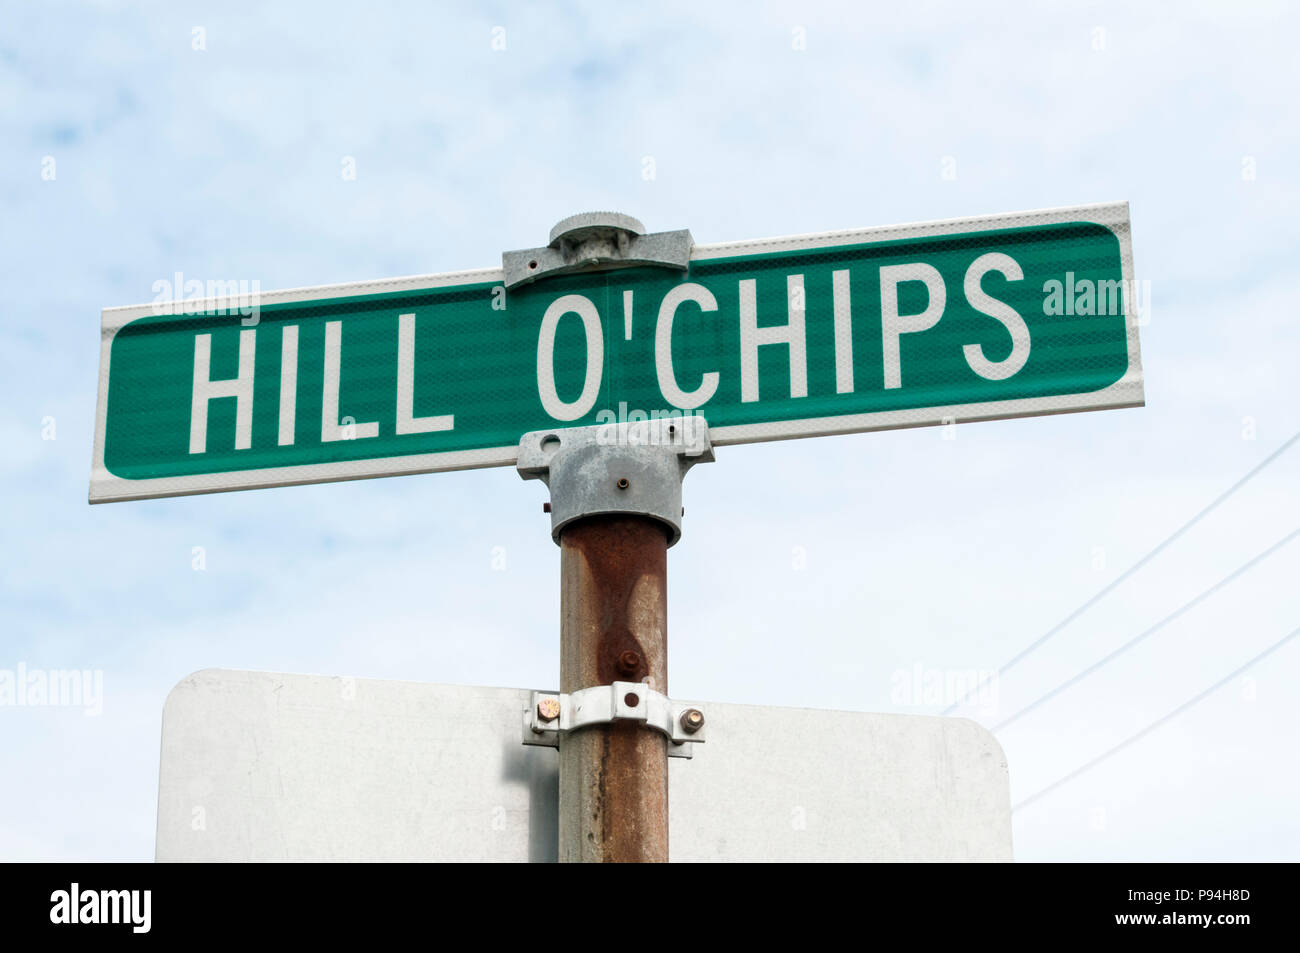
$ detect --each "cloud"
[1,0,1297,861]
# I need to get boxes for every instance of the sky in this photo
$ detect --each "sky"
[2,0,1298,861]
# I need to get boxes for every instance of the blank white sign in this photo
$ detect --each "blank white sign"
[157,669,1011,862]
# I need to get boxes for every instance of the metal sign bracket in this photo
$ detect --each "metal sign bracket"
[523,683,706,759]
[502,211,693,290]
[517,415,713,546]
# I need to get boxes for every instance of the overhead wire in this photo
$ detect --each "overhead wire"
[1012,624,1300,812]
[942,428,1300,716]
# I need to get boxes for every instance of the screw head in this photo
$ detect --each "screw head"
[615,649,642,675]
[680,708,705,734]
[536,697,561,722]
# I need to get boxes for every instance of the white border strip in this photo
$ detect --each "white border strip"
[91,201,1140,503]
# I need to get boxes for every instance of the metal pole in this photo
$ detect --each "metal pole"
[509,212,706,863]
[558,516,669,862]
[517,415,713,863]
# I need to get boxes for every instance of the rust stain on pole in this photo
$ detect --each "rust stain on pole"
[559,515,669,863]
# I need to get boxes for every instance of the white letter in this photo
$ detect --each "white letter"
[395,313,454,434]
[151,278,171,312]
[963,252,1029,380]
[83,670,102,717]
[656,283,719,409]
[537,294,603,421]
[133,890,151,934]
[881,264,945,389]
[50,890,70,924]
[189,329,256,453]
[739,275,807,402]
[277,325,298,445]
[832,269,853,393]
[321,321,379,441]
[1042,278,1064,315]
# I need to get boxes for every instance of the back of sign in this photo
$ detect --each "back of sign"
[156,669,1011,862]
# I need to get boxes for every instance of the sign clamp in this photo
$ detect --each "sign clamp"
[523,682,706,759]
[502,211,693,290]
[517,415,713,546]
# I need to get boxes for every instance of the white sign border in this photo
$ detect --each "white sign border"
[91,201,1142,503]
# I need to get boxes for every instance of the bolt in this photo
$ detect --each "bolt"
[616,649,641,676]
[536,697,561,722]
[680,708,705,734]
[623,692,641,708]
[616,477,630,490]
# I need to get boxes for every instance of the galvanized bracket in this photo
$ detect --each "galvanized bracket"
[523,682,706,759]
[517,415,713,547]
[502,211,693,290]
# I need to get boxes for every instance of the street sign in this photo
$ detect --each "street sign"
[93,202,1141,502]
[156,669,1012,862]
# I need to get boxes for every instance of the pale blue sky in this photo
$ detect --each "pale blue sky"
[2,0,1298,860]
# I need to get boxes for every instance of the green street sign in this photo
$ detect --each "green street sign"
[91,202,1143,502]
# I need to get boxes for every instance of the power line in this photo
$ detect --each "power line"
[993,526,1300,731]
[942,427,1300,715]
[1012,624,1300,813]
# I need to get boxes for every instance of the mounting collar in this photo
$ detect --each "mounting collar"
[502,211,693,290]
[517,415,713,546]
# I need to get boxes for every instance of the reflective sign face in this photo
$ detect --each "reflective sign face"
[92,202,1142,502]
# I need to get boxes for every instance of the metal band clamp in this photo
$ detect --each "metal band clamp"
[523,682,706,759]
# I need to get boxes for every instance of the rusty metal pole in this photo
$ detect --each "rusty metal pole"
[558,516,669,862]
[518,416,713,863]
